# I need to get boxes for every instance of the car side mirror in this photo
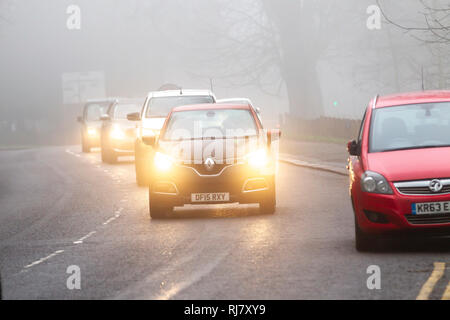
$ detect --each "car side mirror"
[347,140,360,156]
[100,114,110,121]
[77,116,83,123]
[142,135,156,147]
[267,129,281,147]
[127,112,141,121]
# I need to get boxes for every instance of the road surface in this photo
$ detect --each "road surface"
[0,146,449,299]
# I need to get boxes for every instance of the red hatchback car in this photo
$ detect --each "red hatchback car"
[348,91,450,251]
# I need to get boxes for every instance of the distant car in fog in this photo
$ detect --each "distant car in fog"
[127,89,216,186]
[217,98,262,125]
[100,98,143,163]
[142,103,280,219]
[77,99,116,153]
[348,91,450,251]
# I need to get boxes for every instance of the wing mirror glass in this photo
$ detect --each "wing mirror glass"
[347,140,360,156]
[127,112,141,121]
[142,135,156,147]
[267,129,281,146]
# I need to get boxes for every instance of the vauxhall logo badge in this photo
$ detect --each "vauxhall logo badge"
[429,179,443,193]
[204,157,215,171]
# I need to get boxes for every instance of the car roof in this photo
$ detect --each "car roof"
[112,97,144,104]
[375,90,450,109]
[147,89,215,98]
[172,103,252,112]
[85,98,116,104]
[217,98,252,104]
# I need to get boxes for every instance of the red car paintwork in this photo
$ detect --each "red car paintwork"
[348,90,450,235]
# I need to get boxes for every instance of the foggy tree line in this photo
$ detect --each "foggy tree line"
[0,0,449,145]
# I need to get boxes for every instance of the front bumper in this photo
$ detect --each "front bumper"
[84,132,101,147]
[354,189,450,235]
[150,163,275,207]
[107,136,135,155]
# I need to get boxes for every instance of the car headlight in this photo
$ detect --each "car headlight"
[361,171,393,194]
[246,149,269,168]
[87,127,97,136]
[142,128,156,137]
[154,152,174,172]
[110,126,125,140]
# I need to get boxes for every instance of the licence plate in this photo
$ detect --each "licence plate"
[412,201,450,215]
[191,193,230,203]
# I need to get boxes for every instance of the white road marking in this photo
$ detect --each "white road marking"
[24,250,65,269]
[73,231,97,244]
[154,248,229,300]
[103,216,118,225]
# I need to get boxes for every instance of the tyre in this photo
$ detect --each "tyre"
[101,141,117,164]
[149,189,173,219]
[354,217,376,252]
[81,136,90,153]
[259,177,276,214]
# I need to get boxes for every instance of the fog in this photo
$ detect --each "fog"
[0,0,449,145]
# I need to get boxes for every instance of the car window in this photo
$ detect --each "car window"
[145,96,214,118]
[85,103,108,121]
[162,109,258,141]
[113,103,141,120]
[370,102,450,152]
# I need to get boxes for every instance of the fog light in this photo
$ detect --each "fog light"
[364,210,389,224]
[154,182,178,195]
[243,178,268,192]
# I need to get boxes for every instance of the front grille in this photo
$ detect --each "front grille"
[183,163,231,175]
[406,214,450,225]
[394,179,450,195]
[397,185,450,195]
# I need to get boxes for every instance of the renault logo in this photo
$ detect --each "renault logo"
[429,179,443,193]
[204,157,215,171]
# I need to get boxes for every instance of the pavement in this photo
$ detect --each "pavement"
[279,139,348,176]
[0,144,450,300]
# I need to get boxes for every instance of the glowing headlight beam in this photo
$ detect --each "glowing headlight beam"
[142,128,156,137]
[246,149,269,168]
[110,127,125,140]
[154,152,174,172]
[87,128,97,136]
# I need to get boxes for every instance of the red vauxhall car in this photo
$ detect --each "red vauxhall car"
[348,91,450,251]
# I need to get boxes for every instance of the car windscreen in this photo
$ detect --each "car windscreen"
[162,109,258,141]
[370,102,450,152]
[113,103,141,120]
[145,96,214,118]
[85,103,109,121]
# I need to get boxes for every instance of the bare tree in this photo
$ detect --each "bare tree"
[377,0,450,89]
[152,0,345,119]
[377,0,450,44]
